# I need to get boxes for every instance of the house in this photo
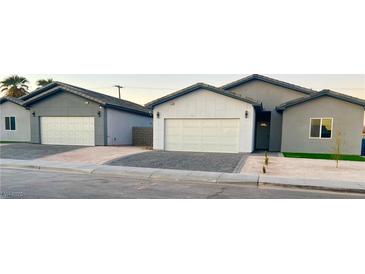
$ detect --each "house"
[147,83,261,153]
[0,96,31,142]
[146,74,365,155]
[1,82,152,146]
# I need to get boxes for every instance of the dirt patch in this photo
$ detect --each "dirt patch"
[242,155,365,182]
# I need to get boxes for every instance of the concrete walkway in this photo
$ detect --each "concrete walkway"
[40,146,149,164]
[1,158,365,194]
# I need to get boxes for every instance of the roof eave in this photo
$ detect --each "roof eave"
[276,91,365,111]
[23,86,107,107]
[105,104,152,117]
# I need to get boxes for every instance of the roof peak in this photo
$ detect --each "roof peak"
[145,82,261,108]
[221,74,317,95]
[277,88,365,111]
[21,81,151,116]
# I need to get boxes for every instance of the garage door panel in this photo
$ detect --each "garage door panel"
[220,119,238,127]
[41,117,95,146]
[182,120,200,127]
[165,119,240,153]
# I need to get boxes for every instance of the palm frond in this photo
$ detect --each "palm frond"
[36,78,53,87]
[0,75,29,92]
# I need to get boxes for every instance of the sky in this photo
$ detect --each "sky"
[0,74,364,105]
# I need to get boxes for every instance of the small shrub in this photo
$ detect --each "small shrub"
[333,131,344,168]
[262,165,266,174]
[264,151,269,166]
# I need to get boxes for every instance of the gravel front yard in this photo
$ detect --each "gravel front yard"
[242,155,365,182]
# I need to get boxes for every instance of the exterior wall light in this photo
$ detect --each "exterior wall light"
[32,111,36,117]
[97,111,101,117]
[156,111,160,119]
[245,110,249,119]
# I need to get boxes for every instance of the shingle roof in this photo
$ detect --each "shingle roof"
[0,96,25,107]
[22,82,151,116]
[276,89,365,111]
[221,74,317,95]
[145,82,262,108]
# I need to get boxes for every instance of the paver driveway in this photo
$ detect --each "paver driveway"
[0,143,148,164]
[107,151,249,173]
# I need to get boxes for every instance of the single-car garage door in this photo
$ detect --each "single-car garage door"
[40,117,95,146]
[165,119,240,153]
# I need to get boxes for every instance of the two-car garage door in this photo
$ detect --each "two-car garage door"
[40,117,95,146]
[164,119,240,153]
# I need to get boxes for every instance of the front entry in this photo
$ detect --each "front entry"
[255,112,271,150]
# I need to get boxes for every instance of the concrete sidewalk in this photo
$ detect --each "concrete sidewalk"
[1,158,365,194]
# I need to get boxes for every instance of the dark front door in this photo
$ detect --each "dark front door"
[255,111,271,150]
[256,121,270,150]
[362,138,365,156]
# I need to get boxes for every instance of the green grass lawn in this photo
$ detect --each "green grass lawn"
[283,152,365,162]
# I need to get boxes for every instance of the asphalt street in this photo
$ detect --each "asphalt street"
[0,168,364,199]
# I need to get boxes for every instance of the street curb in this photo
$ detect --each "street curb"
[258,175,365,194]
[0,160,258,186]
[259,182,365,194]
[0,159,96,174]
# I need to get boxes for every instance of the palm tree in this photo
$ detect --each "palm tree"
[0,75,29,98]
[36,78,53,87]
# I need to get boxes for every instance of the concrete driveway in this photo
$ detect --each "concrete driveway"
[0,143,148,164]
[107,151,249,173]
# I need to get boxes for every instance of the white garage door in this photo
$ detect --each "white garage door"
[165,119,240,153]
[40,117,95,146]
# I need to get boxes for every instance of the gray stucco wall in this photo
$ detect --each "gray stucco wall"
[226,80,309,151]
[0,101,31,142]
[28,91,106,145]
[106,108,152,145]
[281,96,365,155]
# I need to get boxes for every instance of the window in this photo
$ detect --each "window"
[310,118,333,139]
[5,117,16,131]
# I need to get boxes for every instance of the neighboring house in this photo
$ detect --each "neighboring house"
[147,74,365,155]
[0,97,31,142]
[16,82,152,146]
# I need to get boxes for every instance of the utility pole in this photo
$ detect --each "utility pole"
[114,85,123,99]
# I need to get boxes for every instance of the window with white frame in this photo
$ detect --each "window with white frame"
[5,117,16,131]
[310,118,333,139]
